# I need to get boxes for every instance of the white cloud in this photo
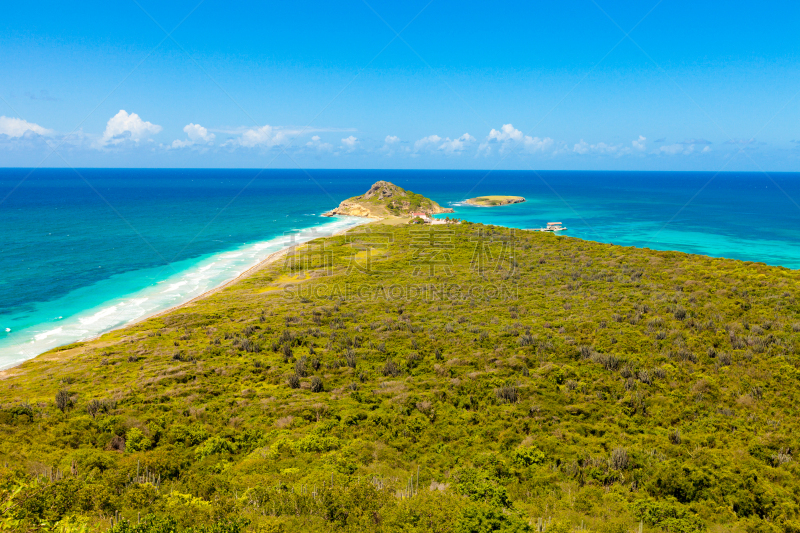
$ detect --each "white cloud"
[0,116,52,137]
[341,135,359,151]
[381,135,407,156]
[488,124,523,143]
[101,110,161,146]
[171,123,215,148]
[658,141,708,155]
[306,135,333,152]
[573,135,647,156]
[573,139,622,155]
[414,135,442,151]
[480,124,553,155]
[414,133,475,155]
[438,133,476,154]
[234,125,296,148]
[522,135,554,153]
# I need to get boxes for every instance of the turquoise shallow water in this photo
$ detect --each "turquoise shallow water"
[1,168,799,368]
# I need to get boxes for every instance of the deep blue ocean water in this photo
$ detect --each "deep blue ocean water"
[2,168,799,368]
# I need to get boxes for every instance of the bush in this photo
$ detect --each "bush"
[632,498,705,533]
[288,374,300,389]
[610,447,629,470]
[455,469,512,508]
[86,398,116,418]
[55,389,72,412]
[456,505,532,533]
[109,514,250,533]
[511,446,545,467]
[345,348,357,368]
[294,356,307,377]
[383,360,401,377]
[310,376,324,393]
[195,436,237,459]
[495,384,518,404]
[126,427,152,453]
[281,343,293,359]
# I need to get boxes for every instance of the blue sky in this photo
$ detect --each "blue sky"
[1,0,799,170]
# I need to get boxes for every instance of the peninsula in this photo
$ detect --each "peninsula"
[1,187,798,533]
[465,195,526,206]
[322,180,454,219]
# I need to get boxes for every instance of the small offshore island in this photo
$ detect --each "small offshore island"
[465,195,526,207]
[1,180,799,533]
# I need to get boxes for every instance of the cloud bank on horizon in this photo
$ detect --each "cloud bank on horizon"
[0,111,743,168]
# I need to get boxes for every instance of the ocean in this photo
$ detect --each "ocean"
[2,168,799,368]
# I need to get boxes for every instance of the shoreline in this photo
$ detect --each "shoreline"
[80,218,372,342]
[0,216,373,375]
[7,201,792,376]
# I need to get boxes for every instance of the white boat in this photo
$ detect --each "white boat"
[532,222,567,232]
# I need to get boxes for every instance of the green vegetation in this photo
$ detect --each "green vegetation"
[465,196,526,207]
[324,181,454,218]
[2,221,800,532]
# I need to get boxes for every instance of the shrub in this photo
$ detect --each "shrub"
[406,351,423,369]
[126,428,152,453]
[495,384,518,404]
[195,436,236,459]
[288,374,300,389]
[518,333,534,347]
[87,399,102,418]
[295,356,307,377]
[456,505,532,533]
[310,376,324,393]
[295,433,339,453]
[632,498,705,533]
[281,343,293,360]
[455,469,512,508]
[382,360,401,377]
[345,348,357,368]
[512,446,545,467]
[610,447,629,470]
[55,389,73,412]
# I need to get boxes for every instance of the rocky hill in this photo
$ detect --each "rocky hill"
[323,181,454,219]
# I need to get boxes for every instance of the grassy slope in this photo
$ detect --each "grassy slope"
[1,223,800,532]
